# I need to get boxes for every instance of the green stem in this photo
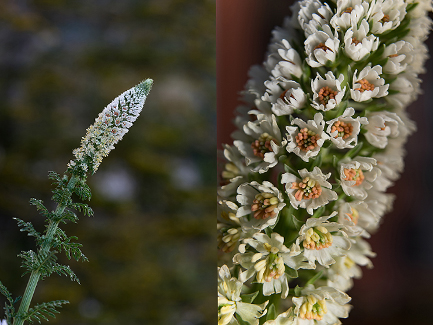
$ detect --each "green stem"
[13,175,78,325]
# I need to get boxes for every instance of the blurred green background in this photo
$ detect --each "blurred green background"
[0,1,215,324]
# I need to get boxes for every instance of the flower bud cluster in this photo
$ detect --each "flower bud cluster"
[69,79,153,174]
[218,1,432,324]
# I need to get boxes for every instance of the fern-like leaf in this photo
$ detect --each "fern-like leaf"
[51,188,72,207]
[50,263,80,284]
[51,209,78,224]
[73,182,92,201]
[14,218,41,244]
[23,300,69,323]
[47,171,62,186]
[0,280,13,303]
[70,202,94,217]
[29,199,52,219]
[53,228,88,262]
[18,250,39,275]
[1,280,20,323]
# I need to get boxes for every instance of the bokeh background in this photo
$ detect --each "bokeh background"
[217,1,433,324]
[0,1,215,324]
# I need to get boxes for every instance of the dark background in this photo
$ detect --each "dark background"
[0,1,215,324]
[217,1,433,324]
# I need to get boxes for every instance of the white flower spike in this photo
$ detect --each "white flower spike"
[70,79,152,174]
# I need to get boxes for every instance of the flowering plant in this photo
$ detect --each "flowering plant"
[0,79,152,325]
[218,0,432,324]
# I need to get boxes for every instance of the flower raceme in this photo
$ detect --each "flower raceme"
[218,0,432,324]
[70,79,153,174]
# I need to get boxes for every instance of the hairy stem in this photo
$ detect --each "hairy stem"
[13,174,79,325]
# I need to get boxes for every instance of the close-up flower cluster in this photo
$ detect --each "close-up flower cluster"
[218,0,432,324]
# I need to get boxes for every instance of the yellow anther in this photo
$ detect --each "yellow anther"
[300,303,307,315]
[255,194,264,201]
[311,233,320,242]
[254,259,267,272]
[320,300,328,313]
[307,295,317,305]
[316,226,328,234]
[262,192,274,199]
[269,197,279,205]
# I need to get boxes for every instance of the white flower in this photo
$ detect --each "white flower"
[311,72,346,111]
[218,199,252,255]
[364,189,395,218]
[364,111,406,149]
[236,181,286,230]
[386,74,420,110]
[247,99,274,117]
[263,79,306,116]
[337,200,380,236]
[343,19,379,61]
[406,15,433,41]
[291,285,351,324]
[292,213,351,267]
[263,308,295,325]
[404,36,429,74]
[382,41,414,74]
[305,25,340,68]
[274,87,307,116]
[373,150,404,182]
[281,167,337,215]
[71,79,152,173]
[234,233,314,298]
[268,22,298,60]
[233,114,286,173]
[266,36,295,72]
[286,113,329,162]
[350,65,388,102]
[243,65,270,101]
[298,0,334,37]
[339,156,380,200]
[326,238,375,291]
[330,0,370,31]
[371,145,408,193]
[1,320,7,325]
[271,40,303,79]
[367,0,407,35]
[406,0,433,18]
[218,265,268,325]
[218,145,250,199]
[326,107,368,149]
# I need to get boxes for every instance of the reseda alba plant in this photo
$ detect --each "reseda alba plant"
[218,0,432,324]
[0,79,153,325]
